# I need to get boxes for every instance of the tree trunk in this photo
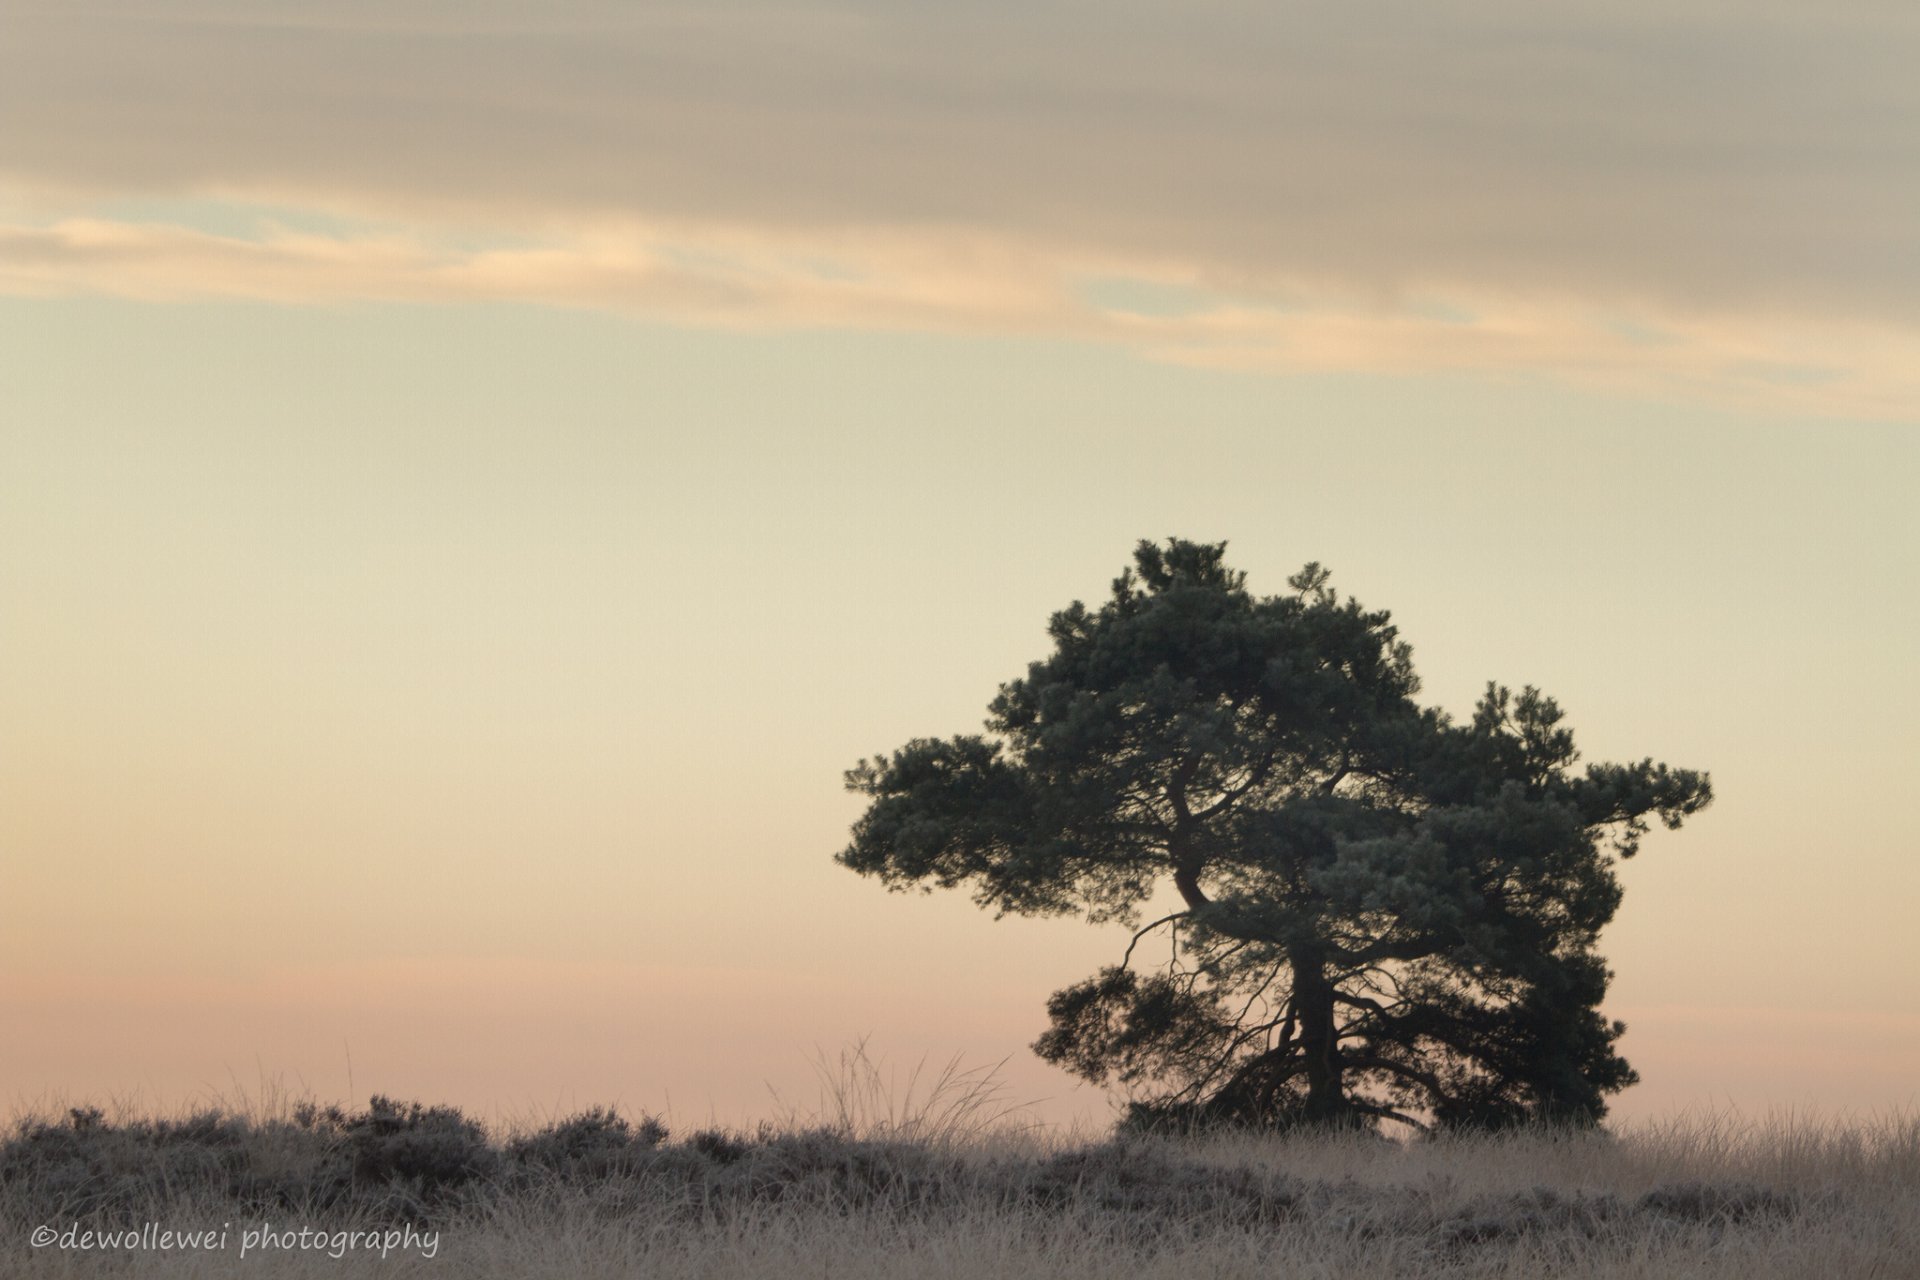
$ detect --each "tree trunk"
[1167,854,1350,1127]
[1291,949,1346,1122]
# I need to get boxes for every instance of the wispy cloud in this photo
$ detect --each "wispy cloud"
[7,210,1912,417]
[3,1,1916,415]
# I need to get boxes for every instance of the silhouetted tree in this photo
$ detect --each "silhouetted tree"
[839,539,1710,1131]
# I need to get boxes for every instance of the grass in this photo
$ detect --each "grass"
[4,1067,1916,1278]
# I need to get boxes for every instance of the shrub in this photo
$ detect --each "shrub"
[507,1107,668,1179]
[345,1096,498,1202]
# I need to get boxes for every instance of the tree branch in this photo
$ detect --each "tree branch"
[1346,1097,1432,1133]
[1191,740,1280,821]
[1341,1053,1453,1105]
[1120,912,1190,969]
[1318,745,1353,796]
[1172,863,1212,909]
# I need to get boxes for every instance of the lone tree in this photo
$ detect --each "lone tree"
[839,539,1710,1131]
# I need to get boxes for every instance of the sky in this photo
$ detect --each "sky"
[2,1,1916,1132]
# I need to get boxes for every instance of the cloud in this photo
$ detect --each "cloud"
[2,1,1916,415]
[6,210,1913,418]
[0,214,1087,329]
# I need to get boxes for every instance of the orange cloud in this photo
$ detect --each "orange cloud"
[4,212,1913,418]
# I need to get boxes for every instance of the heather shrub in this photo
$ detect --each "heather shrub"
[5,1095,1902,1279]
[343,1096,498,1205]
[686,1128,753,1165]
[1023,1139,1298,1230]
[0,1104,343,1218]
[688,1130,968,1215]
[1637,1181,1799,1225]
[506,1107,668,1180]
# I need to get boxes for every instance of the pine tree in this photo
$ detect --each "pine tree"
[840,539,1710,1131]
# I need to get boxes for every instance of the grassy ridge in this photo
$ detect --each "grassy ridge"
[4,1093,1916,1277]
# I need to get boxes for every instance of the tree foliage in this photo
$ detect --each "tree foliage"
[839,539,1710,1131]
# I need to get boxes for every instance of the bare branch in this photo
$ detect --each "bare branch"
[1346,1097,1432,1133]
[1120,911,1191,969]
[1342,1053,1452,1104]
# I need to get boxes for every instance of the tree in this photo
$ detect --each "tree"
[838,539,1711,1132]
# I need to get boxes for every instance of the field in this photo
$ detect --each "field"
[5,1072,1916,1279]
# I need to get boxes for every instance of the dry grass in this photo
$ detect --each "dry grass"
[762,1038,1042,1150]
[5,1078,1915,1278]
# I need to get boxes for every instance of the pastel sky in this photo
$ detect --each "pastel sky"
[2,1,1915,1130]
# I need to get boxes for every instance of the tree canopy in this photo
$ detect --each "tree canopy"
[839,539,1711,1131]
